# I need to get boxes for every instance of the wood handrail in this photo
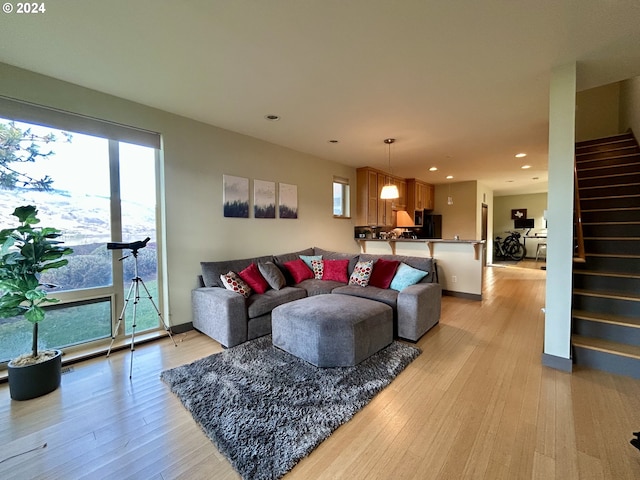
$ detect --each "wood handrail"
[574,160,586,262]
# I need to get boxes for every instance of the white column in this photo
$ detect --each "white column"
[543,63,576,370]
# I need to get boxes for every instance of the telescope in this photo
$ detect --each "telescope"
[105,235,176,378]
[107,237,150,253]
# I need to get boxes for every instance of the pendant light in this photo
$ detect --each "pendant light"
[380,138,400,199]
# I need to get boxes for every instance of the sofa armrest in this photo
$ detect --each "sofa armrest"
[396,282,442,341]
[192,287,248,348]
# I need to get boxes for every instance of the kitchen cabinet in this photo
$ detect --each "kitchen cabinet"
[356,167,406,226]
[407,178,435,212]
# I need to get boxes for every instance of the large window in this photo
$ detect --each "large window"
[0,99,162,364]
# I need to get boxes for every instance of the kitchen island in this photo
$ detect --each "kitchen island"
[356,238,486,300]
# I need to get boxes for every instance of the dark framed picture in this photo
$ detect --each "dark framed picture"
[511,209,527,220]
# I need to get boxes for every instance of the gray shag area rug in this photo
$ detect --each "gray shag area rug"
[161,335,421,480]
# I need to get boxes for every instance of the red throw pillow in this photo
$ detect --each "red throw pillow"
[322,259,349,282]
[238,262,269,294]
[368,258,400,289]
[283,258,314,284]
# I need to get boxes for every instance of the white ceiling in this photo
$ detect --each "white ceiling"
[1,0,640,195]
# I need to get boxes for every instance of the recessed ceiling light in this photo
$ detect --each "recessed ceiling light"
[328,139,339,144]
[429,167,438,172]
[515,153,527,158]
[521,165,531,169]
[264,114,280,121]
[506,180,514,183]
[446,175,454,179]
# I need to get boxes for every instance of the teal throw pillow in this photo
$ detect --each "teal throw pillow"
[299,255,322,270]
[390,262,428,291]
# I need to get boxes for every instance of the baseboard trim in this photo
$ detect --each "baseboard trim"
[443,290,482,301]
[172,322,194,334]
[541,353,573,372]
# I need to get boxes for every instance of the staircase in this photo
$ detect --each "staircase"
[571,131,640,379]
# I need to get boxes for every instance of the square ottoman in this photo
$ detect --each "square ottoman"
[272,294,393,367]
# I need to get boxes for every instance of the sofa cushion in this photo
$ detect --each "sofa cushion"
[332,285,399,309]
[310,259,324,279]
[273,248,315,284]
[296,278,345,296]
[349,260,374,287]
[258,261,286,290]
[220,271,252,298]
[390,262,428,291]
[238,263,269,294]
[313,247,359,276]
[398,256,434,283]
[368,258,400,289]
[273,248,315,266]
[359,254,434,284]
[201,254,274,288]
[283,258,314,283]
[299,254,322,270]
[246,286,307,319]
[322,258,349,282]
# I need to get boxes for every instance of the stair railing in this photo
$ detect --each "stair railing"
[574,161,586,262]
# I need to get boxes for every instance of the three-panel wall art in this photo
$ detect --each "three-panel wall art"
[223,175,298,219]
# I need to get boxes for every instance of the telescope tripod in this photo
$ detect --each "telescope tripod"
[106,245,177,378]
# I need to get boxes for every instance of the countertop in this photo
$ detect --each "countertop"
[355,237,486,259]
[357,238,486,244]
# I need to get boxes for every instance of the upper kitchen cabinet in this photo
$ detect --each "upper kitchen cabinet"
[407,178,435,212]
[356,167,406,226]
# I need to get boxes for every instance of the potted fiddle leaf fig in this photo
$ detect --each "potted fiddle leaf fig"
[0,205,73,400]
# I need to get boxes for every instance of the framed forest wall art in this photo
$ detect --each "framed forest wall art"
[223,175,249,218]
[254,179,276,219]
[278,183,298,219]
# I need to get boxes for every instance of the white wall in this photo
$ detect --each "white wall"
[433,181,478,240]
[575,82,620,142]
[620,76,640,138]
[493,193,548,258]
[544,63,577,369]
[0,63,358,328]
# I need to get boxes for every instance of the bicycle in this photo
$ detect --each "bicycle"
[494,231,525,261]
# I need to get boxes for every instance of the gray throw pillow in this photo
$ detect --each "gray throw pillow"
[258,261,286,290]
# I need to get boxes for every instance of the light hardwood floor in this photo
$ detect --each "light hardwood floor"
[1,262,639,479]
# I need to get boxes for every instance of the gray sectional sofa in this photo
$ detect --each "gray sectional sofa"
[192,247,442,348]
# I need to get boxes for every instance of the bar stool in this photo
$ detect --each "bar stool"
[536,242,547,261]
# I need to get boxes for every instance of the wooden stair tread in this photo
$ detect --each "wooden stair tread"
[573,288,640,302]
[576,150,639,159]
[580,193,640,201]
[578,166,640,177]
[576,133,635,148]
[573,269,640,280]
[576,157,640,168]
[572,334,640,360]
[580,182,640,190]
[583,221,640,225]
[583,236,640,240]
[585,253,640,259]
[582,206,640,213]
[572,310,640,328]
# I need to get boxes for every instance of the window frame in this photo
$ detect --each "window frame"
[332,176,351,219]
[0,97,165,366]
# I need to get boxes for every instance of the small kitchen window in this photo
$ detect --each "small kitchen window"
[333,176,350,218]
